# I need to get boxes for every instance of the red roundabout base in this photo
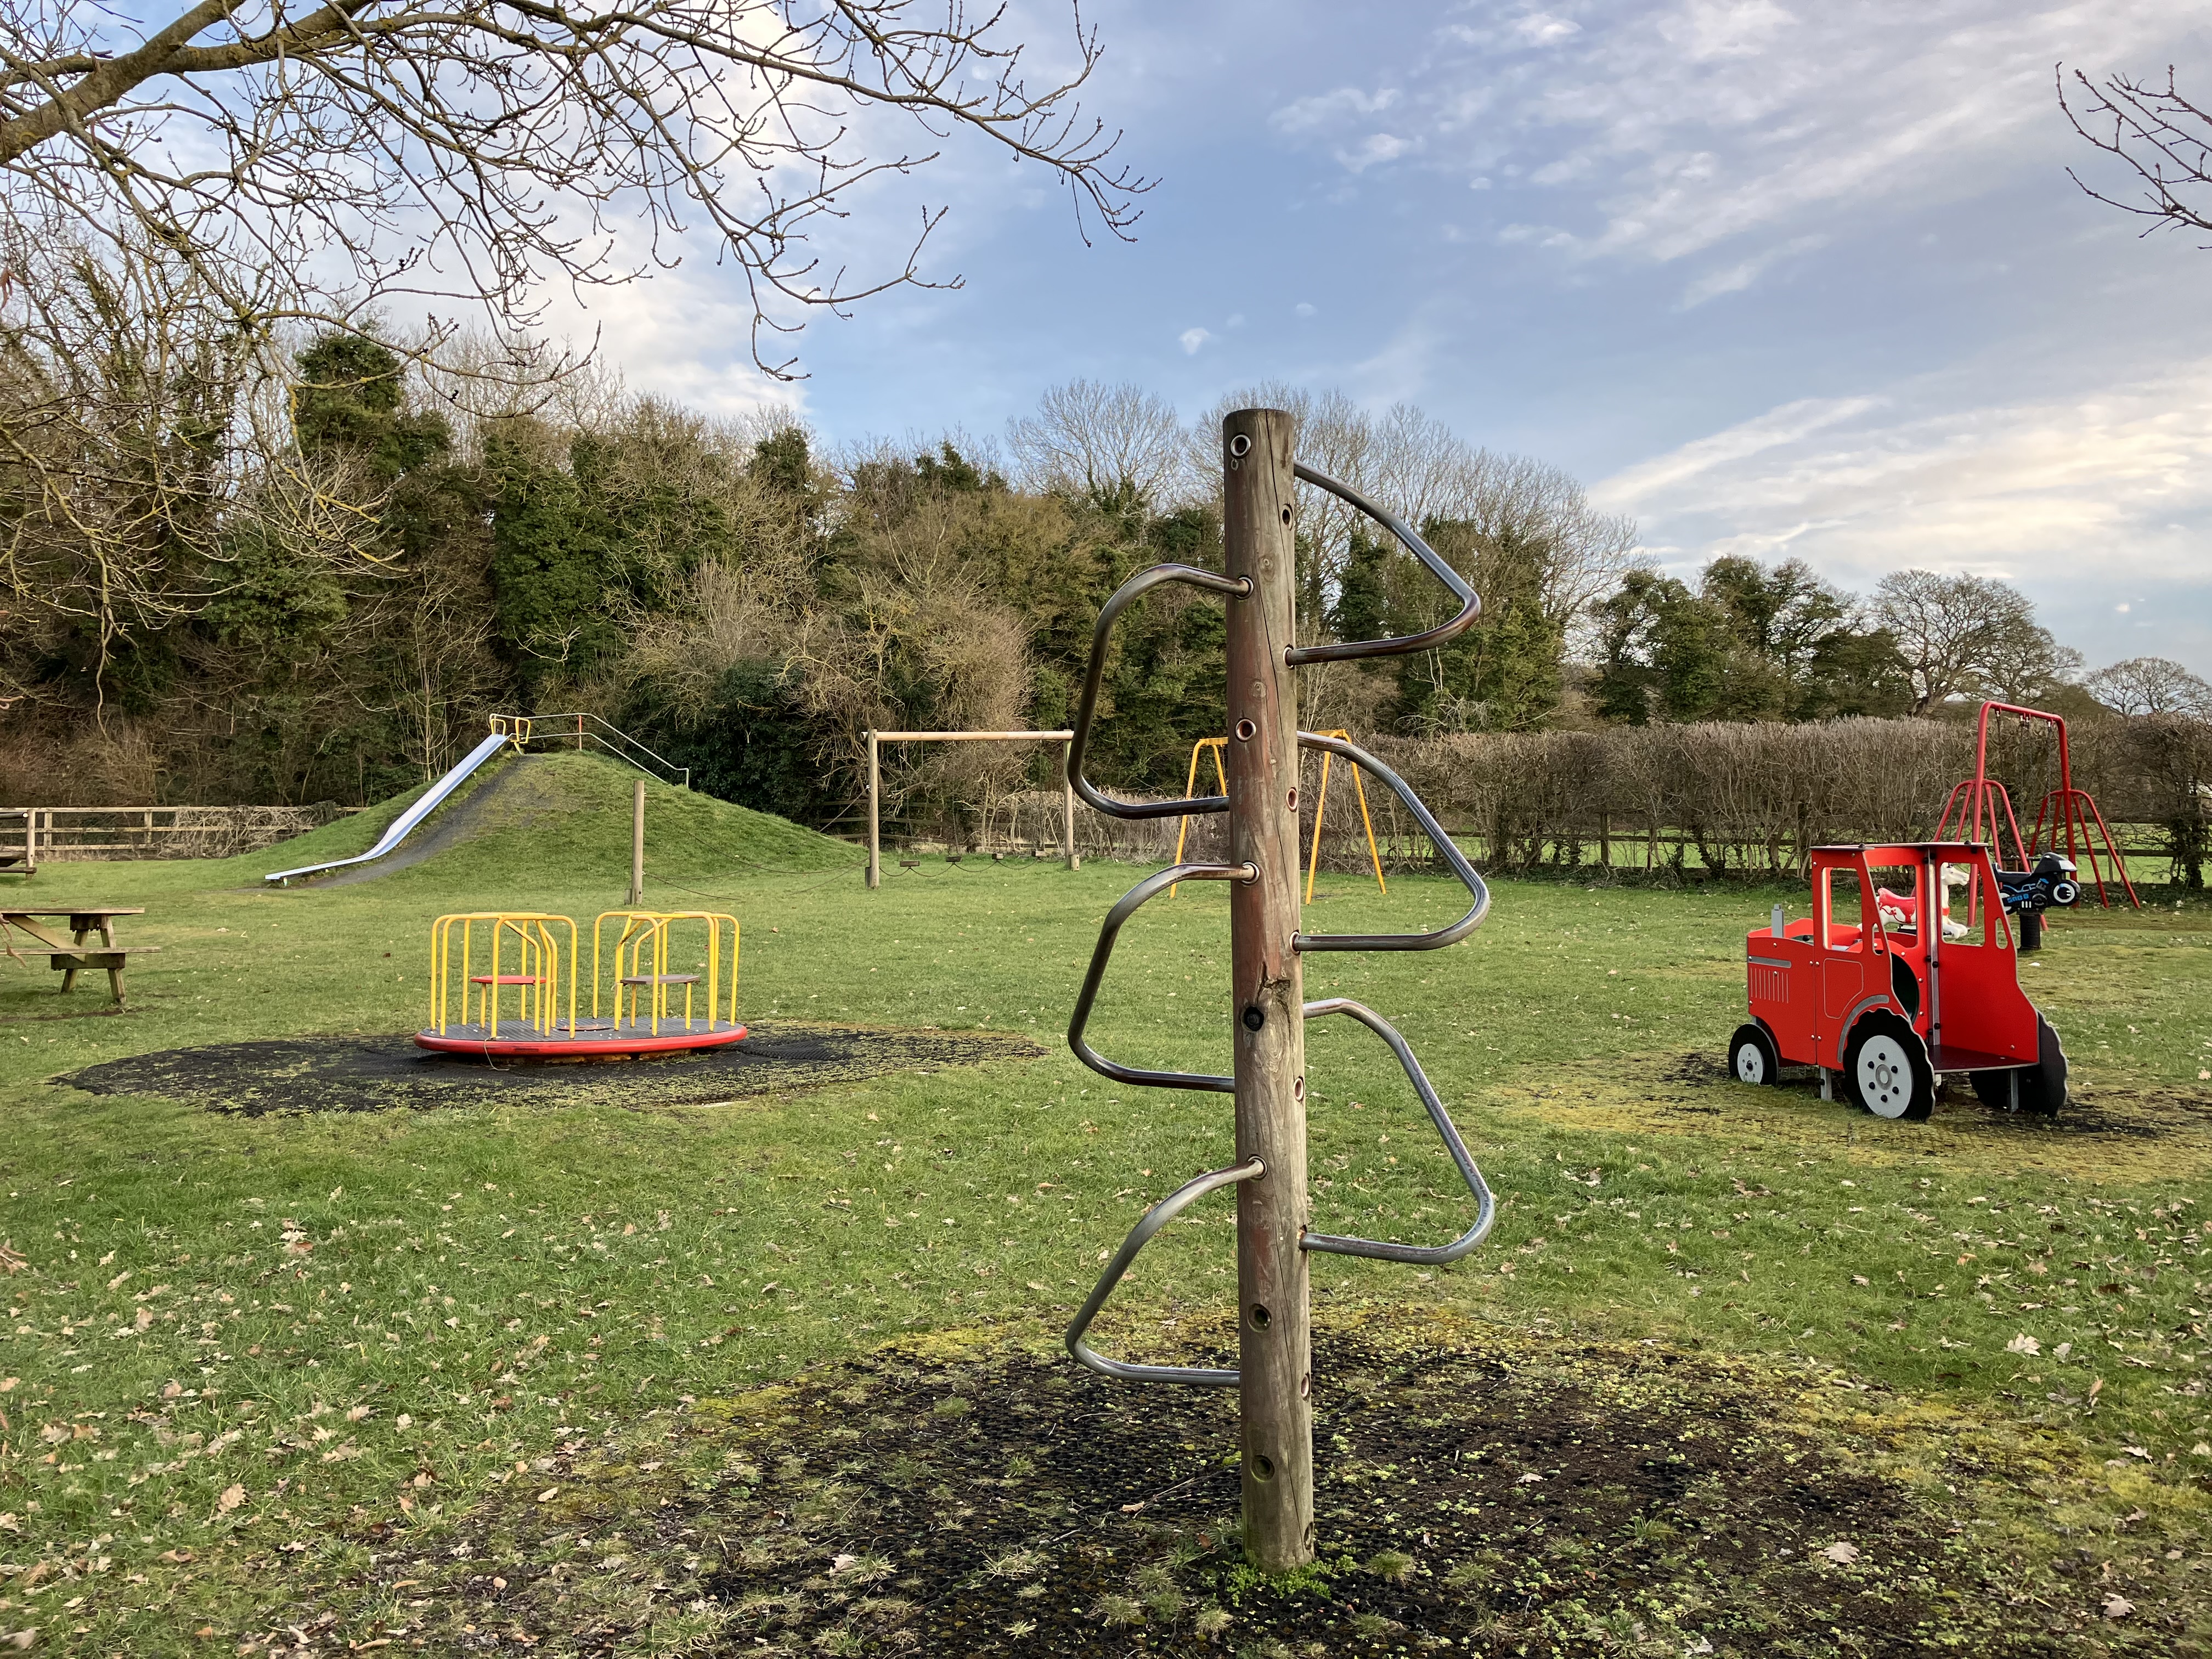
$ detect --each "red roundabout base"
[414,1020,748,1060]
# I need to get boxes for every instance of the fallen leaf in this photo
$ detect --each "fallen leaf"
[2006,1334,2041,1356]
[537,1488,557,1502]
[1820,1541,1860,1565]
[215,1483,245,1515]
[2103,1594,2135,1619]
[1515,1472,1543,1485]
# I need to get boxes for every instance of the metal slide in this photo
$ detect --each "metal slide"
[264,730,512,886]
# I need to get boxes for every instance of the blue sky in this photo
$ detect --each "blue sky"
[557,0,2212,676]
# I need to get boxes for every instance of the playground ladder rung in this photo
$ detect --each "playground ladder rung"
[470,974,541,985]
[622,973,699,985]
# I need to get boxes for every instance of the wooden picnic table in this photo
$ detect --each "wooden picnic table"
[0,907,154,1005]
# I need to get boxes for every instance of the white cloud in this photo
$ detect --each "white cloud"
[1514,13,1583,47]
[1678,234,1828,307]
[1178,326,1217,355]
[1271,85,1401,135]
[1335,132,1418,173]
[1295,302,1318,318]
[1593,359,2212,595]
[1277,1,2178,270]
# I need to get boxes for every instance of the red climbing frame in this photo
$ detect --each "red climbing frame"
[1933,701,2138,909]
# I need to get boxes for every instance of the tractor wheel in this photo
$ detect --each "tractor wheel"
[1969,1015,2068,1117]
[1844,1015,1935,1122]
[1728,1023,1780,1086]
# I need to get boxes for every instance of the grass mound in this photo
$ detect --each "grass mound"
[227,751,856,884]
[223,1314,2202,1657]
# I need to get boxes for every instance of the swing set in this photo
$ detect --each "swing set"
[1932,701,2138,909]
[1170,729,1387,900]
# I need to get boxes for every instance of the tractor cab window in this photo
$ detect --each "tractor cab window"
[1938,860,2003,947]
[1867,862,1921,943]
[1817,866,1865,950]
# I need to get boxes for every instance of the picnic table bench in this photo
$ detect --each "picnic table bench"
[1,907,155,1005]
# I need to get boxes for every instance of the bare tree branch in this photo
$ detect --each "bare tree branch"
[2058,63,2212,245]
[1,0,1151,374]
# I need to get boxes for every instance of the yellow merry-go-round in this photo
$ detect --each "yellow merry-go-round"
[415,910,744,1058]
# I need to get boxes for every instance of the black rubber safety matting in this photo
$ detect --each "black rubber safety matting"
[54,1021,1045,1115]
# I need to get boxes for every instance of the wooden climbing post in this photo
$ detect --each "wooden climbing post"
[1222,408,1313,1571]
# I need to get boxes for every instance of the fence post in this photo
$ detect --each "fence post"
[1222,408,1313,1573]
[628,778,646,906]
[1062,743,1080,871]
[1598,810,1611,868]
[866,732,882,889]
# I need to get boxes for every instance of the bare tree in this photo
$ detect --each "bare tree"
[2085,654,2212,717]
[1007,380,1182,507]
[2059,65,2212,246]
[1189,387,1635,653]
[0,227,390,713]
[1873,569,2072,714]
[1,1,1149,373]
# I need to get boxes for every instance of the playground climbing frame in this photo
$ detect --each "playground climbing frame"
[1059,409,1497,1572]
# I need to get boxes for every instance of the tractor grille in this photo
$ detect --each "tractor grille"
[1748,958,1789,1003]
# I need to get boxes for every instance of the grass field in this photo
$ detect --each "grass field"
[1,755,2208,1656]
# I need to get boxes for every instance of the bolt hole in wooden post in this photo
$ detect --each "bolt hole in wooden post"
[1242,1005,1265,1031]
[1251,1454,1276,1481]
[1286,787,1298,810]
[1234,718,1257,742]
[1249,1303,1271,1329]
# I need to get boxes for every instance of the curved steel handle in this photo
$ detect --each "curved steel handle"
[1066,563,1252,821]
[1066,1157,1266,1385]
[1286,464,1481,666]
[1300,998,1495,1266]
[1069,861,1254,1093]
[1293,731,1490,953]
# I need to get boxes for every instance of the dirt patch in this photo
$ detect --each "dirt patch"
[230,1314,2196,1657]
[53,1020,1045,1114]
[1511,1048,2212,1176]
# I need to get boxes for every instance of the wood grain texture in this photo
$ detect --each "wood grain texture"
[1223,407,1314,1570]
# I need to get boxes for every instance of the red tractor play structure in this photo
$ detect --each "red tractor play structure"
[1729,842,2078,1120]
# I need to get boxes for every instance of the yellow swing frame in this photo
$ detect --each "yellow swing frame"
[1170,730,1386,901]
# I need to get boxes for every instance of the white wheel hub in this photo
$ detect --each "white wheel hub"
[1734,1042,1767,1085]
[1857,1032,1915,1119]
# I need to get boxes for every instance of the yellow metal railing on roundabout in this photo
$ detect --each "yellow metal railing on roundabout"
[427,910,739,1037]
[592,911,740,1035]
[1169,730,1386,901]
[427,912,578,1037]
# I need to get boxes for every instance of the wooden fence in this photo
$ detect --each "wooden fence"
[909,789,2186,888]
[0,804,355,870]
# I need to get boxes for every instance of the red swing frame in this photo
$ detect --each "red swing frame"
[1932,701,2137,910]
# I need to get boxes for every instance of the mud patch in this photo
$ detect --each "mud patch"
[253,1314,2198,1658]
[54,1021,1045,1114]
[1509,1048,2212,1175]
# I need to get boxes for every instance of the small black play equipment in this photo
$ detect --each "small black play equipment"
[1729,842,2076,1122]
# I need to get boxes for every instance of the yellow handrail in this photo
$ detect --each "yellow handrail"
[427,913,577,1037]
[592,911,741,1034]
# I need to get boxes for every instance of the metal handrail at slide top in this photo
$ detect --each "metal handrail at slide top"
[491,712,691,789]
